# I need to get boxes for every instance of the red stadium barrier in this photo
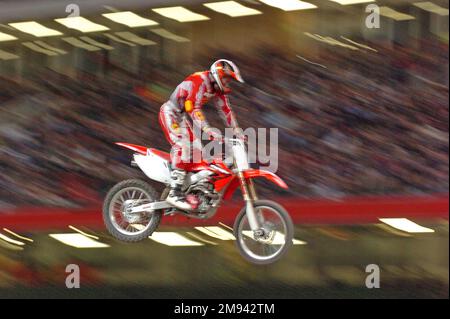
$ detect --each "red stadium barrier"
[0,194,448,231]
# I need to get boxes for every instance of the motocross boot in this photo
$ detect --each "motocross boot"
[166,169,192,211]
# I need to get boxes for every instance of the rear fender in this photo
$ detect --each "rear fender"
[115,142,147,155]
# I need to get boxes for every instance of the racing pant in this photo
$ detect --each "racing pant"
[159,101,202,170]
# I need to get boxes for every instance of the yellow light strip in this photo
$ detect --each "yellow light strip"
[149,232,204,246]
[0,32,17,42]
[0,49,19,60]
[304,32,359,51]
[55,17,109,33]
[34,41,68,54]
[296,54,328,68]
[329,0,375,5]
[61,37,102,51]
[379,218,435,233]
[9,21,62,37]
[317,34,359,50]
[102,11,159,27]
[104,33,136,46]
[79,36,114,50]
[340,36,378,52]
[305,32,359,50]
[22,42,60,56]
[259,0,317,11]
[68,225,100,240]
[219,222,233,231]
[2,228,34,242]
[49,233,110,248]
[204,1,262,17]
[152,6,210,22]
[0,232,25,246]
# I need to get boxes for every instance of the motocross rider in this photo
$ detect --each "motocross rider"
[159,59,244,211]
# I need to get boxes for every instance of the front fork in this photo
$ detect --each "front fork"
[238,171,262,232]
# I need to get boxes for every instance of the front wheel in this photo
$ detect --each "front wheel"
[233,200,294,265]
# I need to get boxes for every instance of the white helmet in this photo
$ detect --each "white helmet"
[210,59,244,93]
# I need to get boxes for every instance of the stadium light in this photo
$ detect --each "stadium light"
[102,11,159,27]
[0,32,17,42]
[259,0,317,11]
[150,232,204,246]
[204,1,262,17]
[9,21,63,37]
[329,0,375,5]
[379,218,435,233]
[413,2,449,16]
[55,17,109,33]
[152,6,210,22]
[49,233,110,248]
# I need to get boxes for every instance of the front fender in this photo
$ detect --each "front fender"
[243,169,288,189]
[222,169,288,200]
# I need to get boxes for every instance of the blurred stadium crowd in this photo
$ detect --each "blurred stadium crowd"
[0,37,448,208]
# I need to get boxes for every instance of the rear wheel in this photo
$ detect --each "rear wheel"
[103,179,162,242]
[233,200,294,265]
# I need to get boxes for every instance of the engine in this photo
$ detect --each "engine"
[185,182,220,213]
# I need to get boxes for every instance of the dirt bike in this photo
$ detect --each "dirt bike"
[103,136,294,264]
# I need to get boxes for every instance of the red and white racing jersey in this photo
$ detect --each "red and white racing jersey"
[162,71,238,130]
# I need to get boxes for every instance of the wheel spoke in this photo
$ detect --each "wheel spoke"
[119,219,128,229]
[108,186,158,236]
[261,243,268,254]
